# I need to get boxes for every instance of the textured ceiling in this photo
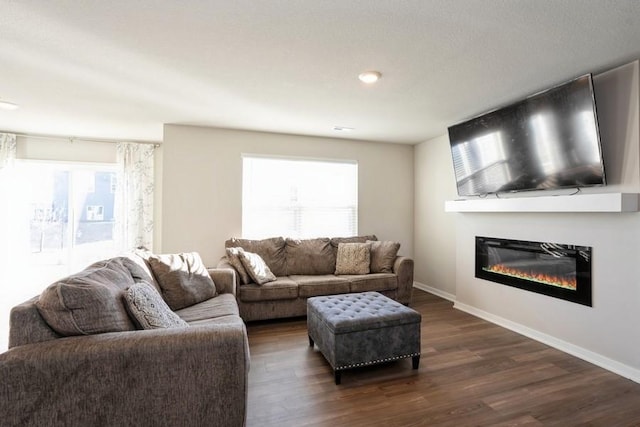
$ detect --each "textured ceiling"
[2,1,640,144]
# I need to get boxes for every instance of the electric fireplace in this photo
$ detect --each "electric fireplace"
[475,236,592,306]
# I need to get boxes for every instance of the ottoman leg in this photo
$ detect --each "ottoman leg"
[412,355,420,370]
[334,370,341,385]
[308,335,314,348]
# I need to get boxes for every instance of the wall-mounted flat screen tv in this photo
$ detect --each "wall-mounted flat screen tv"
[448,74,606,197]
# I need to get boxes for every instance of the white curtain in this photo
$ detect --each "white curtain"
[0,133,17,255]
[0,133,16,170]
[115,142,155,252]
[0,133,17,350]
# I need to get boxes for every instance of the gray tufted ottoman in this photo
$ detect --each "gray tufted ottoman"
[307,291,421,384]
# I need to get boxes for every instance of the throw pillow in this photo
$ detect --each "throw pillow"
[335,242,371,275]
[238,250,277,285]
[126,247,163,292]
[123,282,189,329]
[225,237,287,276]
[225,247,252,285]
[147,252,217,310]
[36,257,139,336]
[368,240,401,273]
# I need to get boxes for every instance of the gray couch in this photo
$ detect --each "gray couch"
[218,236,414,322]
[0,253,249,427]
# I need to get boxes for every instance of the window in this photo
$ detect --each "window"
[10,161,118,289]
[0,137,155,351]
[242,155,358,239]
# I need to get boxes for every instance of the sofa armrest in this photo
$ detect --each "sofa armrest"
[208,267,237,296]
[0,323,249,427]
[9,297,60,349]
[217,257,242,288]
[393,256,414,305]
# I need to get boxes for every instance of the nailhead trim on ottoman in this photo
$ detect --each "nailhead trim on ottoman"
[307,291,421,384]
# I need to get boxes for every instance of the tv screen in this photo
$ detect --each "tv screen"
[448,74,606,196]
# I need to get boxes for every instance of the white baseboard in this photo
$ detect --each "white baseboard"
[453,300,640,384]
[412,281,456,302]
[411,283,640,384]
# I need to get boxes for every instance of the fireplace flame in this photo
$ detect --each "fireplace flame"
[485,264,577,291]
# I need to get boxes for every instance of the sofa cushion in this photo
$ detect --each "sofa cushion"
[226,237,287,276]
[188,315,246,326]
[147,252,217,310]
[175,293,240,322]
[238,250,277,285]
[290,275,351,298]
[368,240,401,273]
[123,282,189,329]
[286,238,335,275]
[225,247,252,285]
[36,257,138,336]
[238,277,298,302]
[330,235,377,248]
[340,273,397,293]
[125,248,163,293]
[335,242,372,275]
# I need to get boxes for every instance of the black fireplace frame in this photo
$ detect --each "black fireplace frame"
[475,236,592,307]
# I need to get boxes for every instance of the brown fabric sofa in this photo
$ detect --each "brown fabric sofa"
[0,253,250,427]
[217,236,414,322]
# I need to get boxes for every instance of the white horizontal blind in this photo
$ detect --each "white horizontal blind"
[242,155,358,239]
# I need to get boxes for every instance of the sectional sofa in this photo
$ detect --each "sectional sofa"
[0,252,249,427]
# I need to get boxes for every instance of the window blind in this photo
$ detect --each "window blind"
[242,155,358,239]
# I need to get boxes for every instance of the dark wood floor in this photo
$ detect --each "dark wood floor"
[246,289,640,426]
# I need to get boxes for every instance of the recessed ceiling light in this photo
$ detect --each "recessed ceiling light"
[333,126,354,132]
[358,71,382,84]
[0,100,19,110]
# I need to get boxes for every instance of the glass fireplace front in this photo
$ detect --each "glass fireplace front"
[475,236,592,306]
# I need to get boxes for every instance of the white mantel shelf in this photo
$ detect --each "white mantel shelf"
[444,193,640,213]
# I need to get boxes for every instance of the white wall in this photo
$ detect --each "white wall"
[414,60,640,381]
[16,136,117,163]
[160,125,414,266]
[414,134,457,297]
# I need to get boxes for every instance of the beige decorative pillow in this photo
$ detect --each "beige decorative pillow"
[368,240,401,273]
[335,242,371,275]
[238,250,277,285]
[147,252,217,310]
[124,282,189,329]
[225,247,252,285]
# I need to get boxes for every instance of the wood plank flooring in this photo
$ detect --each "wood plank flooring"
[246,289,640,426]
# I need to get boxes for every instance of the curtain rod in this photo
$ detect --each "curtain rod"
[4,131,161,147]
